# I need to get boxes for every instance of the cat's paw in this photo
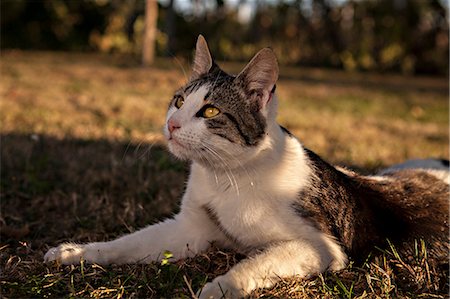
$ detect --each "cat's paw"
[44,243,86,265]
[198,276,241,299]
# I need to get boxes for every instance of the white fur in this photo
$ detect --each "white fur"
[379,158,448,173]
[422,169,450,184]
[44,85,348,298]
[379,158,450,184]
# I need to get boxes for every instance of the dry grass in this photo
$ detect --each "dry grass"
[1,50,448,298]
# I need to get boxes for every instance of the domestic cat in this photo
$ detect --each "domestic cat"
[45,35,449,299]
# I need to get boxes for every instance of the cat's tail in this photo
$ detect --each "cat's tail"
[379,158,450,184]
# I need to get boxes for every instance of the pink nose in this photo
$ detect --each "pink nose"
[168,119,181,134]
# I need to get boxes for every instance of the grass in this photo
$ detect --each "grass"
[1,50,449,298]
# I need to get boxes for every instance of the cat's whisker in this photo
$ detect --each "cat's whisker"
[210,71,221,91]
[200,145,234,189]
[193,148,219,187]
[138,140,158,161]
[218,147,256,184]
[121,140,133,162]
[202,140,257,190]
[202,144,240,197]
[207,145,254,194]
[171,55,189,82]
[133,140,144,159]
[203,148,235,192]
[192,149,216,186]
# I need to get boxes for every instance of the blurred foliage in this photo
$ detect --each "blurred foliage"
[1,0,448,75]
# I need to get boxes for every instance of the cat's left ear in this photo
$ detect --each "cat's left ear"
[190,35,214,81]
[236,48,279,107]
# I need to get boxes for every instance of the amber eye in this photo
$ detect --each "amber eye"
[174,96,184,109]
[203,106,220,118]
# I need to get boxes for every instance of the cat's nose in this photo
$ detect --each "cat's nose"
[168,119,181,134]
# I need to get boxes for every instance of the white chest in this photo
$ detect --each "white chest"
[190,172,309,250]
[210,193,296,249]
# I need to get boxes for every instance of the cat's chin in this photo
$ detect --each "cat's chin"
[168,141,216,167]
[167,140,194,161]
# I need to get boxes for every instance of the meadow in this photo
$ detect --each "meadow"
[1,50,448,298]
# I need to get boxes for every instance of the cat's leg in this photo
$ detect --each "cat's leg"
[44,205,226,265]
[198,238,347,299]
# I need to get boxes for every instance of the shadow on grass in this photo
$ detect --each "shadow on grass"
[1,133,188,247]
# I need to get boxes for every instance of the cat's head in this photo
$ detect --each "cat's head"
[164,35,279,169]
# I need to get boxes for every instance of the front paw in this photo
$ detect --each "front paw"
[44,243,86,265]
[198,276,241,299]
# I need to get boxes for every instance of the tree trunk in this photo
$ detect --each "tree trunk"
[165,0,176,56]
[142,0,158,66]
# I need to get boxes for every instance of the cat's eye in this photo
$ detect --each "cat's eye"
[174,96,184,109]
[203,106,220,118]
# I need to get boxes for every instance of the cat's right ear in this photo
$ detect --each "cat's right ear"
[190,35,213,81]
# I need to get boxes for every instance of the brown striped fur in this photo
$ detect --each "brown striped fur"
[294,148,449,262]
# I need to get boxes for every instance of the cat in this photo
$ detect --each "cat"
[44,35,449,299]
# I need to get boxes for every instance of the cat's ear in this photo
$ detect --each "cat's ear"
[236,48,279,97]
[190,35,214,80]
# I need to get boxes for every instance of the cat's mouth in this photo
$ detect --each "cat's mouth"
[168,136,186,148]
[167,140,188,162]
[168,135,212,163]
[167,135,197,161]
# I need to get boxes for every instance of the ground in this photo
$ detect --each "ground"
[1,50,448,298]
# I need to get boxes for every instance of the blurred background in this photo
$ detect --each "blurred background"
[2,0,449,74]
[1,2,449,297]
